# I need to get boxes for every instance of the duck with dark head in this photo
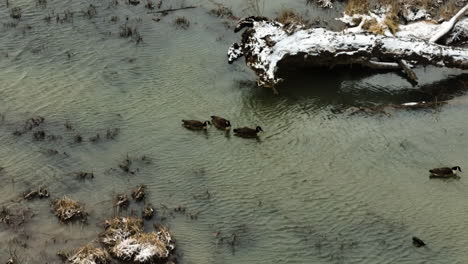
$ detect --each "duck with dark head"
[233,126,263,138]
[429,166,462,178]
[211,116,231,131]
[182,120,211,130]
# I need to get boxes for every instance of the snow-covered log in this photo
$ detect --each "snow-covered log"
[228,17,468,90]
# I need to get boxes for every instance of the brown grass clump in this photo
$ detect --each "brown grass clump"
[23,187,49,200]
[361,18,385,35]
[344,0,369,15]
[174,17,190,29]
[100,217,143,247]
[438,2,458,21]
[52,196,87,223]
[276,9,306,25]
[68,245,111,264]
[210,4,234,18]
[142,204,154,220]
[384,12,399,34]
[131,185,146,201]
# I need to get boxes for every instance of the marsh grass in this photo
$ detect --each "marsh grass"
[361,18,385,34]
[52,196,87,223]
[3,21,18,28]
[85,4,97,19]
[344,0,369,15]
[384,13,399,34]
[119,23,143,43]
[210,3,234,18]
[56,9,74,23]
[174,16,190,29]
[276,9,306,25]
[438,2,458,21]
[145,0,154,10]
[10,7,22,20]
[35,0,47,8]
[68,245,110,264]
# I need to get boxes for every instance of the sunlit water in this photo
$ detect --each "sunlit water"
[1,0,468,263]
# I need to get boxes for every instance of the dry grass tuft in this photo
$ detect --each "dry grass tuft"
[100,217,143,247]
[344,0,369,15]
[68,244,111,264]
[174,16,190,29]
[210,4,234,18]
[10,7,22,19]
[438,2,459,21]
[384,14,399,34]
[276,9,306,25]
[52,196,88,223]
[361,18,384,34]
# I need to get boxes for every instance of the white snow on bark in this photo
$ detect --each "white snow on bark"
[240,20,468,86]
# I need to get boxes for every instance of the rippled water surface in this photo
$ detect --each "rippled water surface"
[1,0,468,263]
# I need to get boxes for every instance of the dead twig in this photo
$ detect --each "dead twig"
[147,6,196,14]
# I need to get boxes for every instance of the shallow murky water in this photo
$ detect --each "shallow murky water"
[1,0,468,263]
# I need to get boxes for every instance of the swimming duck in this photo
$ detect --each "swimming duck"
[182,120,210,130]
[233,126,263,138]
[412,236,426,247]
[429,166,462,178]
[211,116,231,131]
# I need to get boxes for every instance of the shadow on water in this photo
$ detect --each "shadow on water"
[245,66,468,111]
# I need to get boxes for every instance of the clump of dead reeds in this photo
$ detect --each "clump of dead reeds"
[74,171,94,180]
[36,0,47,8]
[74,134,83,143]
[145,0,154,9]
[131,185,146,201]
[100,217,143,247]
[438,2,459,21]
[33,130,46,141]
[210,4,234,18]
[119,23,143,43]
[174,16,190,29]
[115,193,129,208]
[3,21,18,28]
[276,9,306,25]
[362,18,385,34]
[10,7,22,19]
[25,116,44,130]
[142,204,154,220]
[384,13,399,34]
[52,196,88,223]
[57,9,74,23]
[106,128,120,139]
[99,217,175,263]
[23,187,49,200]
[344,0,369,15]
[85,4,97,19]
[68,244,111,264]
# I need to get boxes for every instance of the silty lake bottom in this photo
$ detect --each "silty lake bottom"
[0,0,468,263]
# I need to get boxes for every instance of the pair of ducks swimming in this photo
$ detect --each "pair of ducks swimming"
[182,116,263,138]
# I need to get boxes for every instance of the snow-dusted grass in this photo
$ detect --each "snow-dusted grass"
[99,217,175,263]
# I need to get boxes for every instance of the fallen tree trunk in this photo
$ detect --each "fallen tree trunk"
[228,17,468,91]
